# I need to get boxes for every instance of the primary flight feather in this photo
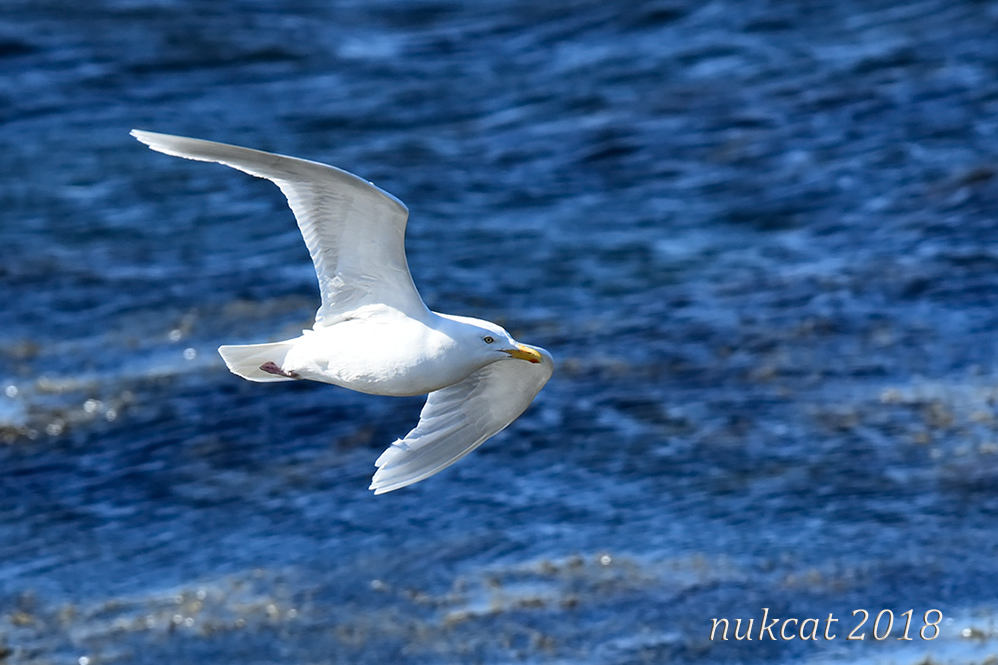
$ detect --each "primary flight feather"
[131,130,553,494]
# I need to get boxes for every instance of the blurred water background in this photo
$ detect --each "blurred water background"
[2,0,998,663]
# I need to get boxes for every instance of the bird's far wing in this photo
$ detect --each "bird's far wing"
[370,347,554,494]
[131,130,428,326]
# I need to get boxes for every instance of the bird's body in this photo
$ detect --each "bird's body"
[132,130,553,493]
[238,308,515,397]
[284,311,454,397]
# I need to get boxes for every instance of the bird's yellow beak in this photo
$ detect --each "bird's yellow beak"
[504,344,543,364]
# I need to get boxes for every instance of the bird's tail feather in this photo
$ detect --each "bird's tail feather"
[218,340,298,382]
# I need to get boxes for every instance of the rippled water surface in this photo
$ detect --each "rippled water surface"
[3,0,998,663]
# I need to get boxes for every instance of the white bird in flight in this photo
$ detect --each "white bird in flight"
[132,130,553,494]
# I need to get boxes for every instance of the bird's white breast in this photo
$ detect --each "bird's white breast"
[282,312,479,397]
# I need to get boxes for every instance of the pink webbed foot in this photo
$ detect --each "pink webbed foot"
[260,361,300,379]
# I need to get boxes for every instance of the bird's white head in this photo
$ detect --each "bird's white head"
[441,314,546,369]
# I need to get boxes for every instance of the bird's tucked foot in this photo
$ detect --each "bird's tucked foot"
[260,361,299,379]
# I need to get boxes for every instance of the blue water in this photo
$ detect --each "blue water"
[3,0,998,662]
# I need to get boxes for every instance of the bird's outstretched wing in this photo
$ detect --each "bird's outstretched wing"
[370,347,554,494]
[131,130,429,326]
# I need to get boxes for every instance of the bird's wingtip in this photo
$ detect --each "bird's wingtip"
[369,480,394,495]
[130,129,165,150]
[368,472,398,495]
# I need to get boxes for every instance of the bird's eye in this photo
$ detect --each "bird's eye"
[483,336,494,344]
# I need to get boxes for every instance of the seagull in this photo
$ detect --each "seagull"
[132,130,553,494]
